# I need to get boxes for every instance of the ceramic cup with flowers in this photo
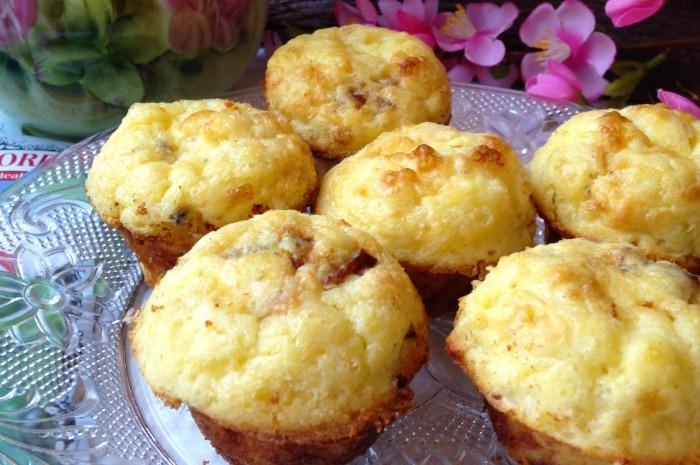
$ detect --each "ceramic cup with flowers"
[0,0,268,140]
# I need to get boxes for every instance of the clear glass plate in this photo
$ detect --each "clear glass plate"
[0,83,582,465]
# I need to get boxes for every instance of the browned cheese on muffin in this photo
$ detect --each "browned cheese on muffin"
[85,99,318,286]
[315,122,536,314]
[263,24,452,160]
[529,103,700,273]
[130,210,429,465]
[447,238,700,465]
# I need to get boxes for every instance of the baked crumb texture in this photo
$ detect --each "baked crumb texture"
[315,122,536,315]
[86,99,318,286]
[448,238,700,465]
[530,103,700,274]
[264,24,452,160]
[131,210,429,465]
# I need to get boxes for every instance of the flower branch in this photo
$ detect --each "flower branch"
[328,0,698,114]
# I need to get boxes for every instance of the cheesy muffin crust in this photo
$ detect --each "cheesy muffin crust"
[447,239,700,465]
[264,24,452,160]
[130,210,429,465]
[315,122,536,314]
[530,103,700,273]
[86,99,318,286]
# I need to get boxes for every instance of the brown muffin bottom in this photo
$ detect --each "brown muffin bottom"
[486,403,612,465]
[487,403,698,465]
[403,264,486,318]
[115,226,204,287]
[189,388,414,465]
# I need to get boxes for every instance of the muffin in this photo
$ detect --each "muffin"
[315,122,536,316]
[447,238,700,465]
[264,24,452,160]
[529,103,700,273]
[86,99,318,286]
[130,209,429,465]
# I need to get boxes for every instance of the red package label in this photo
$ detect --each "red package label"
[0,151,58,191]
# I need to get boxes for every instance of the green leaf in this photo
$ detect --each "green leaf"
[79,58,145,106]
[86,0,115,41]
[605,54,667,108]
[489,63,511,80]
[60,0,93,34]
[33,42,102,85]
[108,13,169,64]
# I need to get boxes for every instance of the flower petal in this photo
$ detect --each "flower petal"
[433,14,471,52]
[434,8,476,42]
[396,10,436,46]
[334,0,377,25]
[413,32,436,48]
[547,59,583,89]
[396,9,429,33]
[519,3,559,47]
[467,2,519,35]
[464,34,506,67]
[658,89,700,119]
[573,62,609,101]
[423,0,439,24]
[444,57,476,83]
[574,31,617,75]
[357,0,379,23]
[526,72,581,102]
[475,63,519,88]
[605,0,664,27]
[400,0,438,23]
[555,0,596,51]
[377,0,401,28]
[520,52,546,81]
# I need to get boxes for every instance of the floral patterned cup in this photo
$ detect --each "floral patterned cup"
[0,0,269,141]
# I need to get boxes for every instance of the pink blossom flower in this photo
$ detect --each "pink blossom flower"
[657,89,700,119]
[443,56,476,83]
[334,0,378,26]
[519,0,616,102]
[444,56,518,88]
[475,62,519,88]
[432,2,519,67]
[525,59,585,102]
[444,56,519,88]
[605,0,664,27]
[0,0,38,48]
[377,0,439,47]
[166,0,249,53]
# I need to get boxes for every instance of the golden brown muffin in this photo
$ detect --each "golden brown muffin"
[530,103,700,274]
[264,24,452,160]
[86,99,318,286]
[315,122,536,316]
[130,210,429,465]
[447,238,700,465]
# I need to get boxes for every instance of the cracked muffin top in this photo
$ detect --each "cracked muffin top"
[447,238,700,464]
[86,99,318,238]
[529,103,700,273]
[263,24,451,160]
[130,209,429,432]
[315,122,536,276]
